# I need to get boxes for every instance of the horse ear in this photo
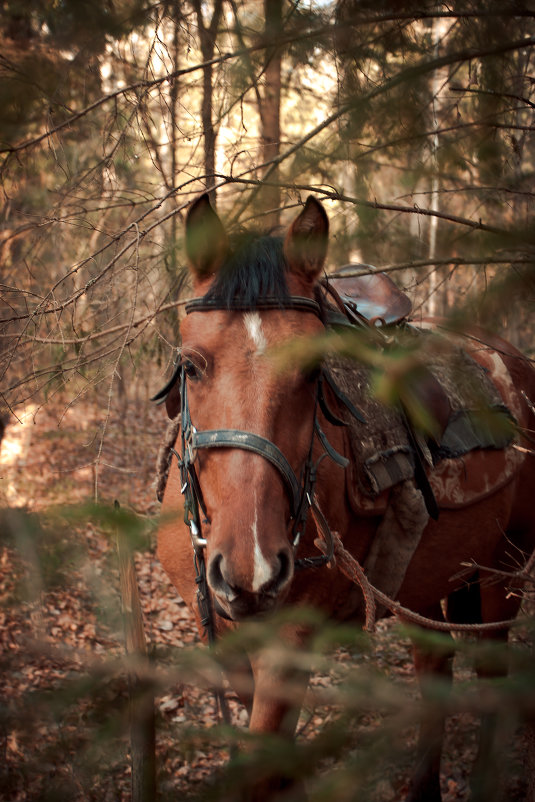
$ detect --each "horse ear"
[186,193,228,278]
[284,196,329,281]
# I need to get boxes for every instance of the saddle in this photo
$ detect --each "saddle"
[326,265,452,447]
[325,263,413,327]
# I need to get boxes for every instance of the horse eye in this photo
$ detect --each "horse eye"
[183,359,200,380]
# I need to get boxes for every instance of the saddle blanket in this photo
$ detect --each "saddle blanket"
[326,327,526,515]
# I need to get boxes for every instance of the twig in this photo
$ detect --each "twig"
[93,225,141,501]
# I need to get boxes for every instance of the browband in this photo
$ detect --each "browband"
[185,295,323,318]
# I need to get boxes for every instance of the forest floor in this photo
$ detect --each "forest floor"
[0,392,531,801]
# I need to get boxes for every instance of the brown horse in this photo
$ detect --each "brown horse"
[157,194,535,801]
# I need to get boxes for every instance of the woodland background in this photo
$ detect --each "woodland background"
[0,1,534,800]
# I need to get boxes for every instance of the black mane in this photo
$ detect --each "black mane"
[204,234,289,308]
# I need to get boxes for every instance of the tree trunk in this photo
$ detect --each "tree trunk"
[427,15,448,317]
[117,509,156,802]
[260,0,283,229]
[192,0,224,206]
[169,2,181,263]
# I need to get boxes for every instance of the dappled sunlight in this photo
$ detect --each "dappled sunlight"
[0,403,37,506]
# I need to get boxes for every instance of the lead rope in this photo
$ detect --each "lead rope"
[312,527,521,634]
[194,549,234,731]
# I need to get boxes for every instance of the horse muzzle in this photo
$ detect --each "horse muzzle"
[207,547,294,620]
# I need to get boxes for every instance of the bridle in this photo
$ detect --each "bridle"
[154,293,365,639]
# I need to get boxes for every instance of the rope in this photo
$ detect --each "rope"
[313,529,524,634]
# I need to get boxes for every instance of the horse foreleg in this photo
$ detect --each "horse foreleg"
[221,648,255,719]
[406,604,454,802]
[241,651,311,801]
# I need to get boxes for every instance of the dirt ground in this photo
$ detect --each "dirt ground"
[0,393,531,801]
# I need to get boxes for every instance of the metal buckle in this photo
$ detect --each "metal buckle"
[189,519,207,552]
[186,425,198,463]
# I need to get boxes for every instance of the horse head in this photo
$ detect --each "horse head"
[171,194,329,621]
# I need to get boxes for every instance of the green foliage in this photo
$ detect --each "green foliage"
[0,503,533,799]
[0,507,82,596]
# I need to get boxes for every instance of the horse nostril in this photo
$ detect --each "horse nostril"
[208,552,239,602]
[264,549,293,595]
[277,549,292,586]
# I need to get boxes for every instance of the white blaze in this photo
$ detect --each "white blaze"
[243,315,272,591]
[243,312,267,354]
[251,506,273,592]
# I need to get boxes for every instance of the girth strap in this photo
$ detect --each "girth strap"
[191,429,301,517]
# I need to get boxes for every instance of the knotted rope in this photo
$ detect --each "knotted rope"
[313,517,527,635]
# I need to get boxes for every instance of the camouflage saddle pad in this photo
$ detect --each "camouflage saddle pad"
[326,328,523,513]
